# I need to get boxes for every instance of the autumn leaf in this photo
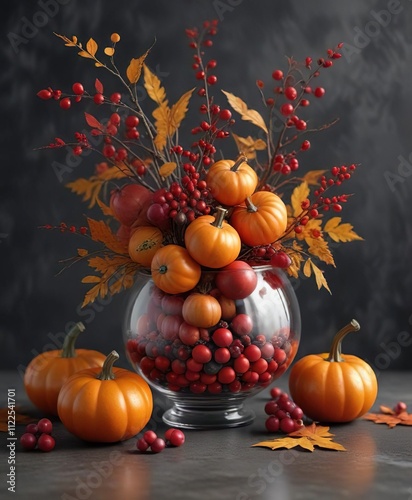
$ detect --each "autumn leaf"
[77,249,89,257]
[0,408,36,432]
[95,78,104,94]
[104,47,115,57]
[291,181,310,217]
[363,405,412,428]
[96,197,114,216]
[54,33,78,47]
[222,90,268,134]
[303,169,327,185]
[306,237,335,266]
[87,218,128,255]
[152,101,170,151]
[324,217,363,243]
[84,112,104,131]
[86,38,98,57]
[144,64,167,104]
[253,424,346,452]
[169,88,195,135]
[127,47,151,85]
[159,162,177,178]
[231,133,266,160]
[303,258,331,293]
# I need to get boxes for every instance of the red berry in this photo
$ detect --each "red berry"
[37,89,52,100]
[207,75,217,85]
[110,113,121,126]
[168,429,185,447]
[270,251,291,269]
[196,70,205,80]
[93,93,105,105]
[20,433,37,450]
[280,417,295,434]
[59,97,71,110]
[284,86,297,100]
[280,103,294,116]
[265,416,280,432]
[25,423,38,435]
[151,437,166,453]
[394,401,408,414]
[272,70,283,80]
[219,109,232,121]
[314,87,326,98]
[244,345,261,362]
[212,328,233,347]
[72,82,84,95]
[207,59,217,69]
[301,140,311,151]
[143,430,157,445]
[37,418,52,434]
[37,433,55,452]
[291,406,304,420]
[192,344,212,364]
[110,92,122,104]
[217,366,236,384]
[137,438,149,451]
[125,115,139,128]
[270,387,282,399]
[103,144,116,158]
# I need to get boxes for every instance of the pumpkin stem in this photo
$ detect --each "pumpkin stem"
[61,322,86,358]
[231,154,248,172]
[97,350,119,380]
[211,206,228,228]
[327,319,360,362]
[245,196,258,213]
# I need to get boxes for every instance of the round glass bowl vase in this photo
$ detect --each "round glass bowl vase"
[124,265,300,429]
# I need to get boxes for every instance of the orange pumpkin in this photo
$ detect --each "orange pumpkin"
[205,155,258,206]
[57,350,153,442]
[24,322,106,415]
[128,225,163,267]
[151,244,201,294]
[184,206,241,268]
[230,191,287,246]
[182,293,222,328]
[289,320,378,423]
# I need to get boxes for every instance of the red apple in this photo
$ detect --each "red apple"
[110,184,152,227]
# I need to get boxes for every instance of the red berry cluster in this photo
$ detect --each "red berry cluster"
[40,223,88,235]
[136,428,185,454]
[126,284,294,395]
[264,387,304,434]
[20,418,55,452]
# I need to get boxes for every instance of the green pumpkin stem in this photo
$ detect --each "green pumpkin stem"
[327,319,360,362]
[97,350,119,380]
[211,206,228,229]
[61,322,86,358]
[231,154,248,172]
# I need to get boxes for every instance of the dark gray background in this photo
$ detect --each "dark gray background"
[1,0,412,375]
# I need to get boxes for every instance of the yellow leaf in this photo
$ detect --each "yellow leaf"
[78,50,94,59]
[153,101,170,151]
[95,62,104,68]
[303,170,327,185]
[307,237,335,266]
[159,162,177,178]
[81,276,101,283]
[169,88,195,135]
[96,197,114,216]
[231,133,266,160]
[252,437,315,451]
[77,249,89,257]
[143,64,167,104]
[104,47,115,56]
[291,181,310,217]
[289,423,334,438]
[82,283,101,307]
[86,37,98,57]
[222,90,268,134]
[87,218,128,255]
[54,33,78,47]
[303,258,312,278]
[310,259,331,293]
[324,217,363,243]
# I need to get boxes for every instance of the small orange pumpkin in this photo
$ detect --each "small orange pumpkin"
[184,206,241,268]
[205,155,258,206]
[151,244,201,294]
[57,350,153,442]
[230,191,287,246]
[128,225,163,267]
[182,293,222,328]
[24,322,106,415]
[289,320,378,423]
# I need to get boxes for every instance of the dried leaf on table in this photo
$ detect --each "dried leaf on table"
[252,423,346,452]
[363,405,412,428]
[0,408,36,432]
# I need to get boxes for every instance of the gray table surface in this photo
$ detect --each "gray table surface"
[1,370,411,500]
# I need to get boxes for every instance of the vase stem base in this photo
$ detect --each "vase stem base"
[162,401,255,429]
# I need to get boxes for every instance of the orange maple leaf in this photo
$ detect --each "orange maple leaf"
[252,423,346,452]
[363,405,412,428]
